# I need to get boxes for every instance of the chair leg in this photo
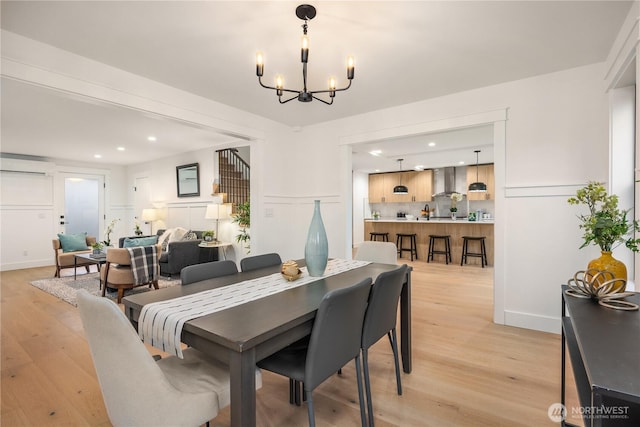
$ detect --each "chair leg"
[388,329,403,395]
[362,349,374,427]
[306,391,315,427]
[117,288,125,304]
[289,378,295,404]
[355,355,367,427]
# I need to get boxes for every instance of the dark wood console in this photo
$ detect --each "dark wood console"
[561,285,640,426]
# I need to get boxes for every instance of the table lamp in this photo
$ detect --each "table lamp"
[141,208,158,234]
[205,203,230,242]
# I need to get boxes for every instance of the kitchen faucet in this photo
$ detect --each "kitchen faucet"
[423,204,430,220]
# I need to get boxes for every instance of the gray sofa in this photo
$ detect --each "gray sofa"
[118,230,217,278]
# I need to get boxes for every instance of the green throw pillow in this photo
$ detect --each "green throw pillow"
[123,236,158,248]
[57,233,88,253]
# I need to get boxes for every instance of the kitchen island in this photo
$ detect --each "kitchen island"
[364,218,494,266]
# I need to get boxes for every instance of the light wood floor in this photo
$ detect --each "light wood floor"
[1,259,577,426]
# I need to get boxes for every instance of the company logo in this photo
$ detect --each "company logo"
[548,403,566,423]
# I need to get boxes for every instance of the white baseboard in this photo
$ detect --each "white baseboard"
[504,310,561,334]
[1,259,52,272]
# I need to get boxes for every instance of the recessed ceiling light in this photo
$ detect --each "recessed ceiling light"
[428,142,436,147]
[459,161,465,165]
[375,169,380,172]
[369,150,382,156]
[117,147,125,151]
[94,154,102,159]
[415,165,425,170]
[148,136,157,142]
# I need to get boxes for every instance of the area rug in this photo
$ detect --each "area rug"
[30,272,181,306]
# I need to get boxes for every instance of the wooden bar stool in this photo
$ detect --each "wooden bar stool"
[460,236,488,268]
[369,232,389,242]
[396,233,418,261]
[428,234,452,264]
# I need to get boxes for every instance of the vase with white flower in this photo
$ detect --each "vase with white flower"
[450,193,463,220]
[102,218,120,247]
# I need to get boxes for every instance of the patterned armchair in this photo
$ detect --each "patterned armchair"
[100,243,162,304]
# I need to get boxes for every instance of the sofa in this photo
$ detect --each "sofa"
[119,229,217,278]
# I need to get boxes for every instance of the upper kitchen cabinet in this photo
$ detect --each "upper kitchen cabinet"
[408,170,433,202]
[369,170,433,203]
[466,164,495,200]
[368,173,388,203]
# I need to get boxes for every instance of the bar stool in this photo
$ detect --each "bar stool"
[369,232,389,242]
[460,236,488,268]
[396,233,418,261]
[428,234,452,264]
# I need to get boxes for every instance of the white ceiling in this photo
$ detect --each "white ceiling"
[0,1,632,169]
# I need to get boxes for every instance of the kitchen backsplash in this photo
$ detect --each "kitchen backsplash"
[369,198,493,219]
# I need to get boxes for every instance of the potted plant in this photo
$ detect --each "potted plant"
[91,242,104,255]
[568,181,640,285]
[232,201,250,252]
[134,221,143,236]
[450,193,463,220]
[202,230,215,242]
[102,218,120,247]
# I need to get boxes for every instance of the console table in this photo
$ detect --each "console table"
[561,285,640,426]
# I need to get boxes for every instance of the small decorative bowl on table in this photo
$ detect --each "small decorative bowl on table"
[281,260,302,281]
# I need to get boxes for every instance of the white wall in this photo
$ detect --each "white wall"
[255,63,610,334]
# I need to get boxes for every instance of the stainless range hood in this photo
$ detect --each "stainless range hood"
[433,167,460,197]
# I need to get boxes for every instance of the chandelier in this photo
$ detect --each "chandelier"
[255,4,355,105]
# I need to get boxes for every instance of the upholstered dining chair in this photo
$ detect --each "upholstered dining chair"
[76,289,262,427]
[354,241,398,265]
[180,260,238,285]
[240,252,282,272]
[361,264,408,427]
[257,277,372,427]
[100,243,161,303]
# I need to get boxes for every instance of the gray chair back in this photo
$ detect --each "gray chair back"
[362,264,408,349]
[305,277,372,391]
[240,253,282,272]
[180,260,238,285]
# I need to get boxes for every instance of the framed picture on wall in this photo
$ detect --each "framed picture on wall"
[176,163,200,197]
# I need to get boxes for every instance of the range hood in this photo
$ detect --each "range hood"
[433,167,461,197]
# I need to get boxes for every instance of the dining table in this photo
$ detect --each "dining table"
[123,259,412,427]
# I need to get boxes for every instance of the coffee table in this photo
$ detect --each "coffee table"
[74,253,107,287]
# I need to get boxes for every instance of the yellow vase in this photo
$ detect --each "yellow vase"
[587,251,627,292]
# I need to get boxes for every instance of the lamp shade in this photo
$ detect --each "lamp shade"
[141,208,158,221]
[205,204,230,220]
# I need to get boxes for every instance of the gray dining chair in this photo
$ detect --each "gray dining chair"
[257,278,372,427]
[76,289,262,427]
[354,241,398,264]
[180,260,238,285]
[361,264,408,427]
[240,252,282,272]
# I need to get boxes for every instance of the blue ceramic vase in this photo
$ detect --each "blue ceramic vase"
[304,200,328,277]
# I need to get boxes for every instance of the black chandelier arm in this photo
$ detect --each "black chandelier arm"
[278,94,300,104]
[311,95,334,105]
[258,76,303,94]
[308,79,353,95]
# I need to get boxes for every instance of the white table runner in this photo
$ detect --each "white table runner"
[138,258,371,358]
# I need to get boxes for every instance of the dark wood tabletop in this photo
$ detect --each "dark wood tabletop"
[123,260,412,427]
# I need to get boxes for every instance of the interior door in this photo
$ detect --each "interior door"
[134,176,151,233]
[57,173,104,239]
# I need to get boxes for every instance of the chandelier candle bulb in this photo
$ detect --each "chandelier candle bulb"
[256,52,264,76]
[347,56,355,79]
